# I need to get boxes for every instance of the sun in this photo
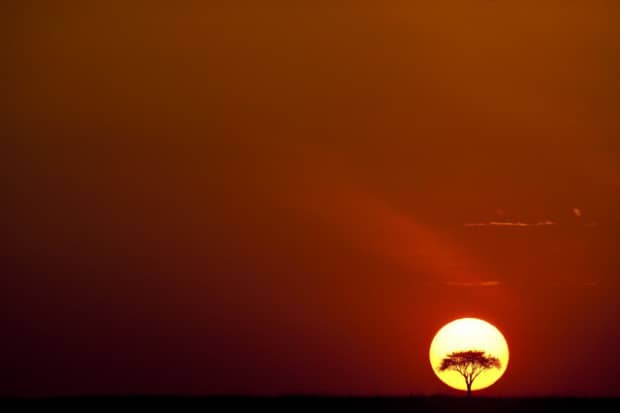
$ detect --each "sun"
[429,318,509,392]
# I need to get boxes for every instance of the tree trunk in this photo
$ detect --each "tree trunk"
[466,383,472,397]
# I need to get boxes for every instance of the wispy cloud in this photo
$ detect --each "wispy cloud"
[443,280,501,287]
[286,148,495,286]
[464,220,555,227]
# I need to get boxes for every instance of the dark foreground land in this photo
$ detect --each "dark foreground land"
[2,396,618,412]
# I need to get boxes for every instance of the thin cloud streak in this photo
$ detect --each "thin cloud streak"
[443,280,501,287]
[464,220,555,227]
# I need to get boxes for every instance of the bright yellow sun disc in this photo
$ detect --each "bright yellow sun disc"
[429,318,509,392]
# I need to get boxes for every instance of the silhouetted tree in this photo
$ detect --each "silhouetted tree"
[437,350,501,397]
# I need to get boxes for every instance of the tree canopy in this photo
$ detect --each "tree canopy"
[438,350,501,396]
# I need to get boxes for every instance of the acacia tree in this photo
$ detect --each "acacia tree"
[437,350,501,397]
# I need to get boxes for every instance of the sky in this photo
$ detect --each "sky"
[2,1,619,397]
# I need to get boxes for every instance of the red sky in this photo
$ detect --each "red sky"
[2,1,619,397]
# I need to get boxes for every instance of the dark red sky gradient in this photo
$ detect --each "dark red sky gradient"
[2,1,619,397]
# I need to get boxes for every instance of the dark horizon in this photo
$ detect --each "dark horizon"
[3,1,619,398]
[4,395,620,413]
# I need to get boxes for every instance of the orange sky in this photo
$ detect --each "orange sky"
[2,1,620,397]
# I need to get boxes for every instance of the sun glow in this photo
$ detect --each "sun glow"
[429,318,509,392]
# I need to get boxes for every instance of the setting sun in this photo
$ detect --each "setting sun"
[429,318,509,393]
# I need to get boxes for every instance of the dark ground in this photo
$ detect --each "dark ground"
[1,396,618,412]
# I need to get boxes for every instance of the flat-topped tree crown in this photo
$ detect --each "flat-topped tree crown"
[438,350,501,396]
